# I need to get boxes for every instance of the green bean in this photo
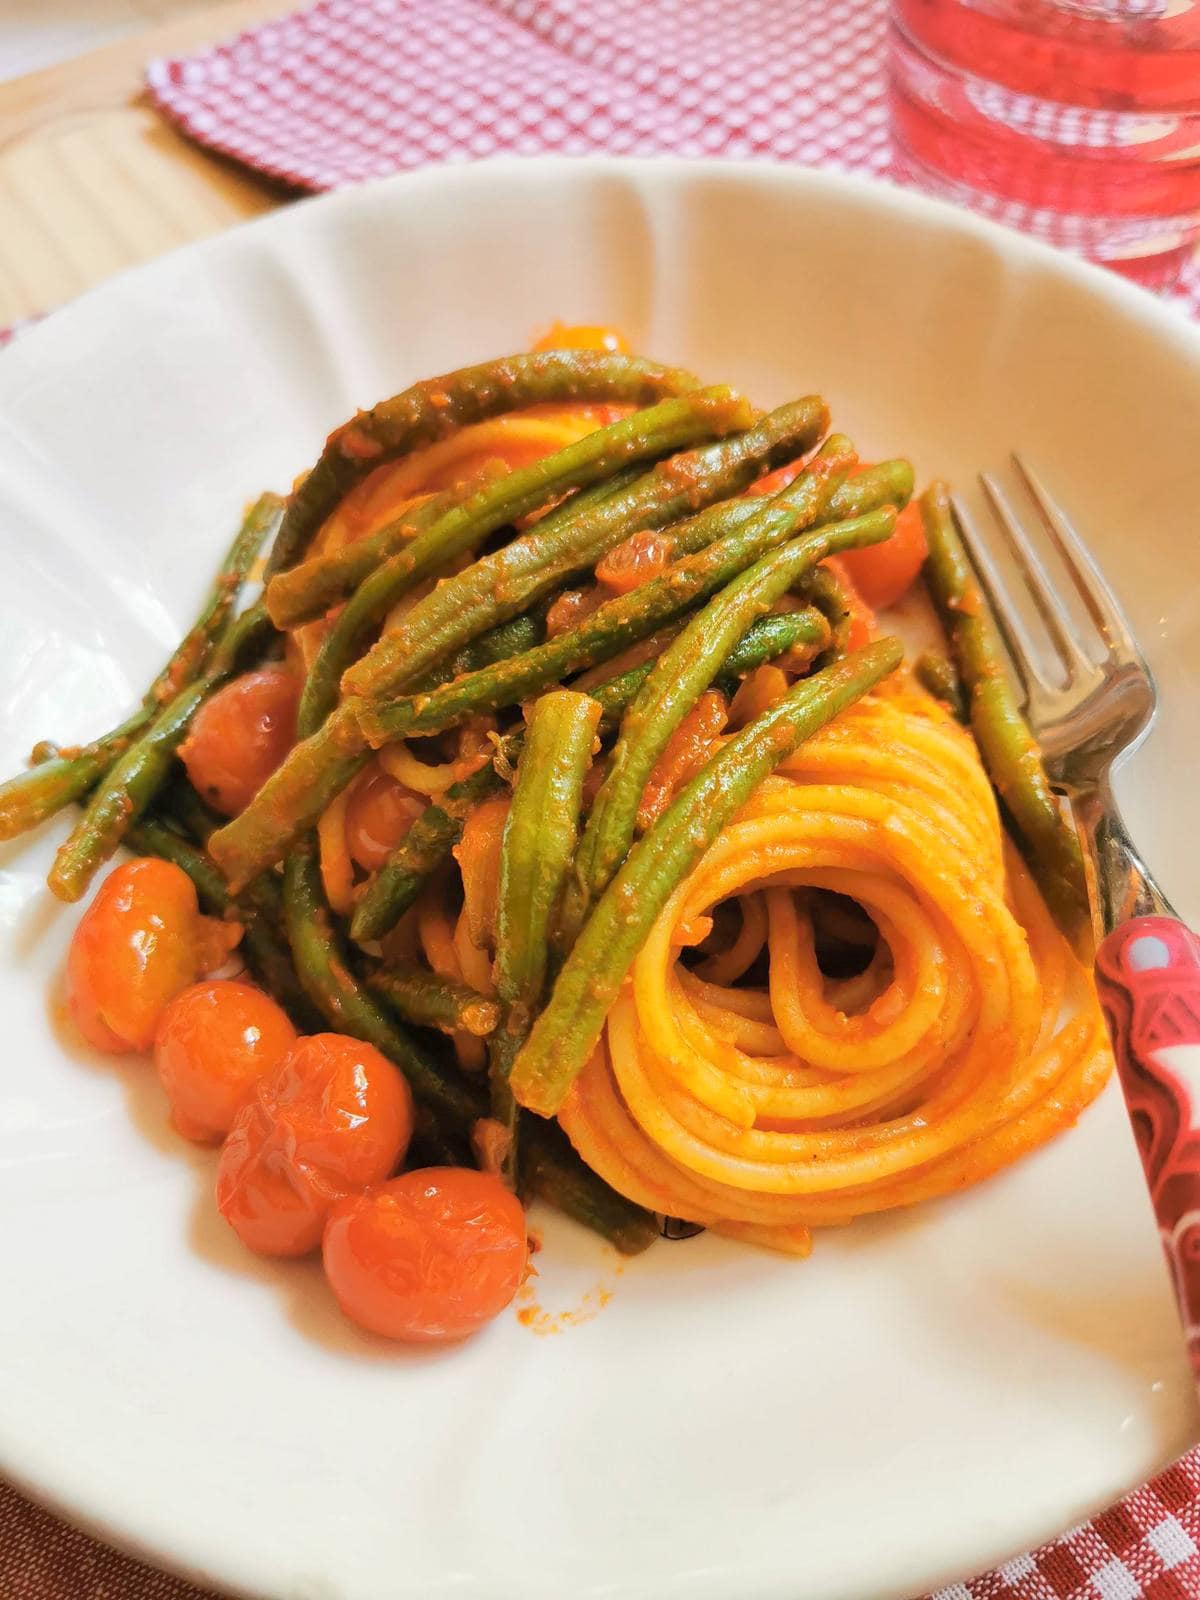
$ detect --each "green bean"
[828,458,914,520]
[266,482,479,629]
[509,639,904,1117]
[914,649,968,722]
[523,1119,658,1255]
[343,395,829,704]
[446,607,548,678]
[282,846,485,1133]
[126,815,322,1030]
[299,390,751,729]
[350,608,829,947]
[368,967,500,1037]
[919,482,1088,936]
[566,497,890,936]
[711,609,830,694]
[357,504,894,751]
[592,609,827,713]
[159,776,224,846]
[799,563,854,662]
[267,350,702,576]
[46,603,276,903]
[210,398,831,889]
[491,691,600,1187]
[0,494,282,843]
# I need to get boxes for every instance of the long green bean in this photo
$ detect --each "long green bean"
[919,482,1088,936]
[565,503,892,935]
[342,395,829,704]
[46,603,276,903]
[508,639,904,1117]
[299,389,753,729]
[0,494,282,843]
[357,504,893,750]
[349,606,829,947]
[267,349,703,576]
[523,1120,658,1255]
[368,967,500,1037]
[491,691,600,1187]
[266,481,481,630]
[914,649,968,722]
[210,397,831,889]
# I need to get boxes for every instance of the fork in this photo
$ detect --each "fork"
[953,458,1200,1377]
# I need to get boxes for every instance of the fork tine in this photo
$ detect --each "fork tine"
[977,471,1100,688]
[949,493,1033,704]
[1010,453,1143,668]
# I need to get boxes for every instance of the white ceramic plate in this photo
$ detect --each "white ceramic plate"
[1,159,1199,1600]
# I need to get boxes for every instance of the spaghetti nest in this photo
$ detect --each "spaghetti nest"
[559,677,1113,1255]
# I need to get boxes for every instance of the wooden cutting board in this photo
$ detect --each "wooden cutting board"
[0,0,299,327]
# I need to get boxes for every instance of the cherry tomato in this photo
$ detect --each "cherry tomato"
[67,858,240,1054]
[344,765,426,873]
[154,979,296,1144]
[835,495,929,610]
[178,667,300,817]
[822,556,877,653]
[322,1169,527,1343]
[531,322,629,353]
[216,1033,414,1257]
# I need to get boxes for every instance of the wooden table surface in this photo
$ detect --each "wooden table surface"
[0,0,302,327]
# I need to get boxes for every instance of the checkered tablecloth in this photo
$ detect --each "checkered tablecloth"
[3,2,1199,1596]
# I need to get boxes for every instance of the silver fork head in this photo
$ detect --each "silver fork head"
[950,454,1157,791]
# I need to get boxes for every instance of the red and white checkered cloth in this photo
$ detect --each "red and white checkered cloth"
[4,2,1200,1596]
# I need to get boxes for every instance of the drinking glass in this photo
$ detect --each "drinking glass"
[888,0,1200,287]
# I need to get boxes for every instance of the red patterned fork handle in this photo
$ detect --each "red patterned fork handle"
[1094,917,1200,1376]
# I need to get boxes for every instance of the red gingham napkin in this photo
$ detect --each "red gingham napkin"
[3,2,1200,1596]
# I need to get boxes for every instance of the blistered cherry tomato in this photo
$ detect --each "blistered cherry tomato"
[322,1169,527,1343]
[216,1033,414,1257]
[67,858,240,1053]
[178,667,300,816]
[344,766,426,873]
[154,979,296,1144]
[834,480,929,610]
[531,322,629,353]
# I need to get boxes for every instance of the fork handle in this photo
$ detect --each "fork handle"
[1094,913,1200,1378]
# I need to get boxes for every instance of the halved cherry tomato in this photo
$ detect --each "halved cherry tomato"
[344,765,426,873]
[178,667,300,817]
[322,1169,527,1343]
[154,979,296,1144]
[531,322,629,353]
[216,1033,414,1257]
[822,556,877,653]
[67,858,241,1054]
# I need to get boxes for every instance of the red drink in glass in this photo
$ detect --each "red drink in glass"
[889,0,1200,285]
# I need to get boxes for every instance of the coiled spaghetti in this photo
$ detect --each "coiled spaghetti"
[559,678,1112,1254]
